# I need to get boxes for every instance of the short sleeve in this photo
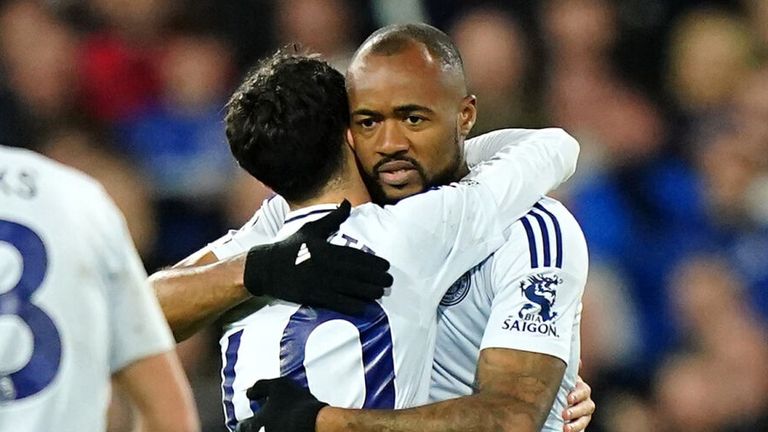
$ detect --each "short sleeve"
[209,195,289,259]
[362,130,578,314]
[386,128,580,277]
[480,199,588,365]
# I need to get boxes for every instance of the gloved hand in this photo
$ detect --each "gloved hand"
[235,377,327,432]
[243,200,393,315]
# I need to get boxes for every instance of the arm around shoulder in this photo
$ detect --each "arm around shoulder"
[150,199,290,341]
[464,128,579,177]
[314,347,563,432]
[149,248,250,342]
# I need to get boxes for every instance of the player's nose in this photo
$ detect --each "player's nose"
[377,121,410,154]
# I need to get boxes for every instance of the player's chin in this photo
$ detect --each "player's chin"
[380,182,425,203]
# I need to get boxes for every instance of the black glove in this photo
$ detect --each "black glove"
[243,200,393,315]
[235,377,328,432]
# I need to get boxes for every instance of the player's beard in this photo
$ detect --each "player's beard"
[361,129,463,205]
[424,129,463,191]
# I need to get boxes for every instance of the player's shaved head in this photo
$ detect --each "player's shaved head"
[345,24,477,204]
[351,23,468,94]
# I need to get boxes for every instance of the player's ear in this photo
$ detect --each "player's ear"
[458,95,477,138]
[346,128,356,150]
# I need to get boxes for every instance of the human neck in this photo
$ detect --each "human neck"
[287,149,371,210]
[454,162,470,181]
[449,138,470,182]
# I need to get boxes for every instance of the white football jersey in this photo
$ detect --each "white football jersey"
[208,129,579,430]
[430,196,588,431]
[0,147,175,432]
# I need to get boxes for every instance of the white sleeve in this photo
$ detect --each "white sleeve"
[464,128,547,168]
[208,195,290,259]
[389,128,579,267]
[480,200,588,365]
[94,190,175,373]
[377,129,578,312]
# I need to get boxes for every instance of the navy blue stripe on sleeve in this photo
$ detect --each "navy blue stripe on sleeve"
[534,203,563,268]
[520,216,539,268]
[222,330,244,432]
[529,210,552,267]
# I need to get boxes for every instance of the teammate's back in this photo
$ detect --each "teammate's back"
[0,146,199,432]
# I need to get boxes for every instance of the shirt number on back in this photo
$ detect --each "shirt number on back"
[0,220,62,401]
[280,303,396,408]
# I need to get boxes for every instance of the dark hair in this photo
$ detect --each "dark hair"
[353,23,465,78]
[225,49,349,202]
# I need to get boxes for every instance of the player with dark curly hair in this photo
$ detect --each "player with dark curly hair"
[226,51,349,204]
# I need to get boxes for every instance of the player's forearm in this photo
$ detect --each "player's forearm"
[317,394,542,432]
[115,352,201,432]
[149,255,249,341]
[317,348,563,432]
[136,411,201,432]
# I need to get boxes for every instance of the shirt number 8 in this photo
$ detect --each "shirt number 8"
[0,220,62,401]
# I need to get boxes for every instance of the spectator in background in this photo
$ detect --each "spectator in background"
[369,0,428,27]
[117,29,236,201]
[599,392,657,432]
[178,0,276,72]
[541,0,686,373]
[274,0,365,70]
[541,0,618,71]
[78,0,173,121]
[36,122,157,259]
[742,0,768,54]
[577,263,641,382]
[593,253,768,432]
[451,6,539,135]
[116,27,237,265]
[0,0,82,147]
[689,68,768,321]
[654,255,768,431]
[731,68,768,215]
[667,8,757,129]
[542,0,666,170]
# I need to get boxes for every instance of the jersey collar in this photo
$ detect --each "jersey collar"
[283,204,339,226]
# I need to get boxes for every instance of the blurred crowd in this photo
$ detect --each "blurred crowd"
[1,0,767,431]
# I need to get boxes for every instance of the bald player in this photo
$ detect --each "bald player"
[151,24,594,432]
[234,25,589,432]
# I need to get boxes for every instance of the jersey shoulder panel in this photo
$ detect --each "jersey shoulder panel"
[0,147,127,246]
[209,194,290,259]
[493,197,588,285]
[1,146,107,201]
[482,197,587,363]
